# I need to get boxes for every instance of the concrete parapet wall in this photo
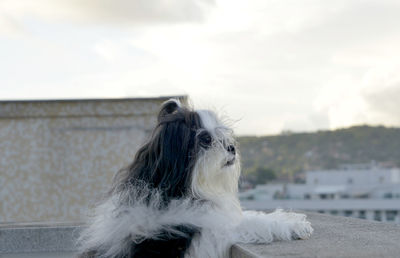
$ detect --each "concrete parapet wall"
[0,222,81,257]
[0,222,82,253]
[231,212,400,258]
[1,212,400,257]
[0,97,185,223]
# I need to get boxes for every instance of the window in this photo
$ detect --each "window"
[341,194,350,199]
[384,193,393,199]
[359,210,366,219]
[344,210,353,217]
[374,211,382,221]
[386,210,398,221]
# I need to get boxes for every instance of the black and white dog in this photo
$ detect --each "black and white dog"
[79,99,313,258]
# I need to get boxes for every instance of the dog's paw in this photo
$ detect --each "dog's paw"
[290,219,313,240]
[274,211,313,240]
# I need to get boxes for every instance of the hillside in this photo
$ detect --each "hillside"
[237,125,400,184]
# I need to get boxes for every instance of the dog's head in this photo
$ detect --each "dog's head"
[112,99,240,204]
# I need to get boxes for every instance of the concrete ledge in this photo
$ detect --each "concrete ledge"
[231,212,400,258]
[0,96,186,118]
[2,213,400,257]
[0,222,83,255]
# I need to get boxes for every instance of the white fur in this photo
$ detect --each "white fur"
[79,187,313,258]
[78,103,313,257]
[191,110,241,212]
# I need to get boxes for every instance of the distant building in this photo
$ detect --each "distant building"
[306,165,400,199]
[240,163,400,223]
[0,96,186,223]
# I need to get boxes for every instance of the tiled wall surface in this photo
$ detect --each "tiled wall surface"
[0,97,181,223]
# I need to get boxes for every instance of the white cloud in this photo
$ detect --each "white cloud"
[362,67,400,125]
[0,0,214,33]
[2,0,400,135]
[314,66,400,130]
[93,39,130,62]
[0,12,26,37]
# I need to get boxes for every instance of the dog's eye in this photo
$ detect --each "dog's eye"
[198,131,212,148]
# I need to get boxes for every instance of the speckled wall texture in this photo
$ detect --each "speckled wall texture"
[0,97,185,223]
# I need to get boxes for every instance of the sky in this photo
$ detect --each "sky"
[1,0,400,135]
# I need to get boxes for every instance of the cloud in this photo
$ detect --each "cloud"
[0,12,26,38]
[362,68,400,125]
[0,0,214,30]
[364,85,400,125]
[314,66,400,130]
[2,0,400,135]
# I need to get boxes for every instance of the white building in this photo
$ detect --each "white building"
[306,166,400,199]
[240,164,400,223]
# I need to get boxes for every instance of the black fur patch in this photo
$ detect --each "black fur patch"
[79,225,199,258]
[110,101,204,205]
[79,100,212,257]
[130,225,199,258]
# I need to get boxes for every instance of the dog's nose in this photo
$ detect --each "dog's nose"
[227,145,236,155]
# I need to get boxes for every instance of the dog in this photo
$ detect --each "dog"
[78,99,313,258]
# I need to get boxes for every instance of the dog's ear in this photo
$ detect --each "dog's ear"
[158,99,181,121]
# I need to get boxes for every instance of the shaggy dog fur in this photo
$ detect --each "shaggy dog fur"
[78,99,313,258]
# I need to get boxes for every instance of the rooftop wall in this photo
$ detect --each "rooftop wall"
[231,211,400,258]
[0,97,185,223]
[2,212,399,258]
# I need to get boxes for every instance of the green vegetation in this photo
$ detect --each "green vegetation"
[237,125,400,184]
[245,166,277,185]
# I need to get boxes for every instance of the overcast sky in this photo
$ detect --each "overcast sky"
[1,0,400,135]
